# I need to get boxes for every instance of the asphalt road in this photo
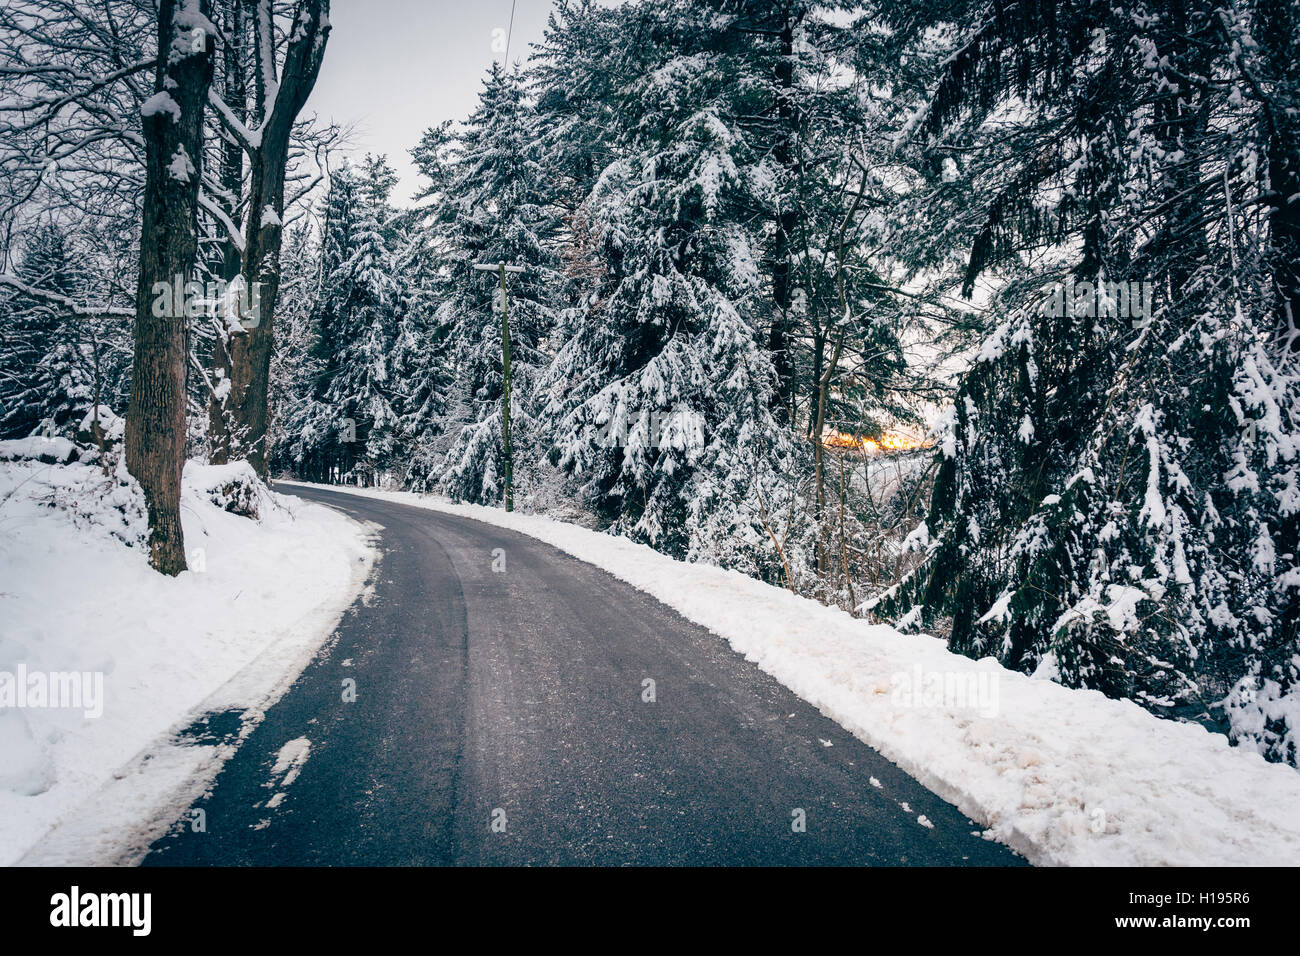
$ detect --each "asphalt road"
[143,484,1024,866]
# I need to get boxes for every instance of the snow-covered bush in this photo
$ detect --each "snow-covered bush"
[184,460,275,520]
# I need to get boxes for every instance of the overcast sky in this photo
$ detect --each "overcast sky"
[304,0,556,206]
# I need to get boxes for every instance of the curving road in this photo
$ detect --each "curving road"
[143,484,1024,866]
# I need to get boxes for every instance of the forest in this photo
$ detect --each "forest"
[1,0,1297,769]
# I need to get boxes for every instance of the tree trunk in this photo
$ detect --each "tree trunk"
[217,0,331,477]
[207,0,250,463]
[1259,0,1300,353]
[1149,0,1212,295]
[125,0,215,575]
[767,13,799,420]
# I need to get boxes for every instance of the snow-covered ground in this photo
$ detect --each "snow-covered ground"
[283,481,1300,867]
[0,456,374,865]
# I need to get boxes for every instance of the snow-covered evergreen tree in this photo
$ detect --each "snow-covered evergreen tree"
[416,64,559,503]
[535,0,799,573]
[277,160,406,484]
[267,222,323,473]
[872,0,1300,764]
[0,223,128,441]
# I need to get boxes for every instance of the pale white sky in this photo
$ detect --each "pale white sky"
[305,0,556,206]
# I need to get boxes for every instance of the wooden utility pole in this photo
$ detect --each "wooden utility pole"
[472,261,524,511]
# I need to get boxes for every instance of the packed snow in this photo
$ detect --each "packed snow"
[282,481,1300,867]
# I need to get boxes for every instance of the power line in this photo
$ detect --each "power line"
[503,0,518,66]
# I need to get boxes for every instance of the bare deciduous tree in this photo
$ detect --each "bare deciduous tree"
[205,0,330,475]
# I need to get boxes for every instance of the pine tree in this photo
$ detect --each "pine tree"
[419,65,559,504]
[871,0,1300,764]
[320,160,404,483]
[267,222,323,474]
[1,224,81,437]
[278,160,406,485]
[534,0,798,572]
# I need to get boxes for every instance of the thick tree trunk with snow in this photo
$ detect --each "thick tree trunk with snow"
[207,0,251,463]
[215,0,330,476]
[224,146,289,476]
[126,0,215,575]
